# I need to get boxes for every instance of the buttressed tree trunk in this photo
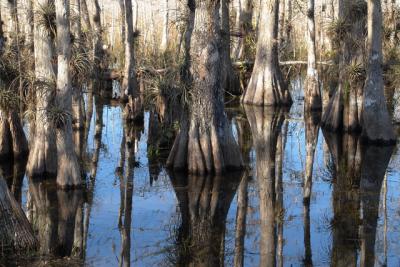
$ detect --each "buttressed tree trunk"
[27,0,58,178]
[241,0,292,106]
[121,0,140,122]
[362,0,395,144]
[305,0,321,111]
[167,0,243,175]
[55,0,81,188]
[221,0,240,95]
[322,0,366,132]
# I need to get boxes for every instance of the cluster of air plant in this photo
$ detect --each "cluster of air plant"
[0,85,19,113]
[346,63,366,84]
[35,2,56,39]
[70,47,92,84]
[326,19,351,45]
[47,104,72,128]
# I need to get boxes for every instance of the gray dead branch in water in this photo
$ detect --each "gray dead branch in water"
[0,178,37,252]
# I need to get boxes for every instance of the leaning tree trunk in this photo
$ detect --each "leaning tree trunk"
[304,0,321,111]
[362,0,395,144]
[241,0,292,106]
[167,0,243,175]
[0,177,37,252]
[55,0,81,188]
[221,0,240,95]
[121,0,140,122]
[27,0,58,178]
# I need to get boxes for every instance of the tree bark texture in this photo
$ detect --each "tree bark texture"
[362,0,395,144]
[27,0,58,178]
[305,0,322,111]
[167,0,243,175]
[55,0,82,188]
[241,0,292,106]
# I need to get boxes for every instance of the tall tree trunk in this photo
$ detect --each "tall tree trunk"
[121,0,140,122]
[233,171,248,267]
[234,0,253,60]
[362,0,395,144]
[322,0,366,132]
[55,0,81,188]
[241,0,292,106]
[160,0,169,53]
[80,0,91,31]
[305,0,322,111]
[167,0,243,175]
[221,0,240,95]
[27,0,58,178]
[244,105,284,267]
[119,0,126,47]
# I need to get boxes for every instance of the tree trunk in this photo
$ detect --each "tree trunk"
[27,0,58,178]
[305,0,321,111]
[0,177,37,252]
[244,105,284,267]
[241,0,292,106]
[322,0,366,132]
[167,0,243,175]
[233,171,248,267]
[221,0,240,95]
[121,0,140,122]
[234,0,253,60]
[160,0,169,53]
[362,0,395,144]
[70,0,81,42]
[80,0,91,31]
[55,0,81,188]
[359,145,393,266]
[119,0,126,47]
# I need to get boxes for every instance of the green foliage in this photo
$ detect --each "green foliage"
[346,63,365,83]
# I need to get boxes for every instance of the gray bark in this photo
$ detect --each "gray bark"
[241,0,292,106]
[362,0,395,144]
[55,0,81,188]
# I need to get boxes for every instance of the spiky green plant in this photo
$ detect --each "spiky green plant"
[347,63,365,83]
[326,19,351,44]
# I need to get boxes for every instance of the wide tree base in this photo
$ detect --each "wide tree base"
[304,77,322,112]
[167,117,243,175]
[241,69,292,106]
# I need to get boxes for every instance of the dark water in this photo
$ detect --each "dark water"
[1,86,400,266]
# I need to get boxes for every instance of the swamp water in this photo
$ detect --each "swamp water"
[1,82,400,267]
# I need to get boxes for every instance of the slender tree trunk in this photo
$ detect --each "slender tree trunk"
[27,0,58,178]
[80,0,91,31]
[233,171,248,267]
[160,0,169,53]
[221,0,240,95]
[305,0,322,111]
[241,0,292,106]
[119,0,126,46]
[362,0,395,144]
[55,0,81,188]
[121,0,140,122]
